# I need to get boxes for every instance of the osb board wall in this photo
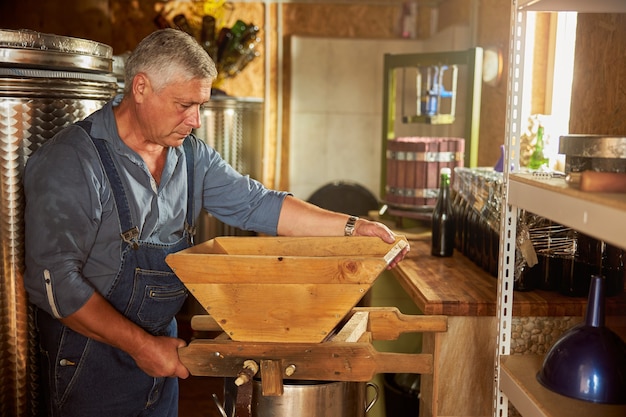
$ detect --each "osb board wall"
[0,0,264,95]
[569,13,626,135]
[438,0,472,32]
[0,0,115,47]
[282,3,433,38]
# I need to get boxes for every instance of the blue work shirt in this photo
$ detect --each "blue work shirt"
[23,96,288,318]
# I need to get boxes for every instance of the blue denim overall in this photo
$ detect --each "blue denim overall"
[37,121,195,417]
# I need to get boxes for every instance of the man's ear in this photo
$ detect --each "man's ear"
[133,73,150,103]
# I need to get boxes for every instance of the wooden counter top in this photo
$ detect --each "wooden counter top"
[392,237,626,317]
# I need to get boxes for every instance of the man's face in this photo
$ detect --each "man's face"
[137,75,213,148]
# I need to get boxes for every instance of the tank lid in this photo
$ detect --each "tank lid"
[209,95,263,103]
[0,29,113,73]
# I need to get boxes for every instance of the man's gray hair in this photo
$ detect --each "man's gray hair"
[124,28,218,94]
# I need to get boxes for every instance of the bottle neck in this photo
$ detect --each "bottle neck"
[440,174,450,188]
[536,126,544,147]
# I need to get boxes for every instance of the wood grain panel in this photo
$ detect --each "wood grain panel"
[570,13,626,135]
[419,316,497,417]
[179,338,435,380]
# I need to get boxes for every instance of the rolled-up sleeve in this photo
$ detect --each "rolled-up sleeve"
[23,128,106,318]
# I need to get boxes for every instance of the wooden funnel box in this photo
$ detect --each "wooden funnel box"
[166,236,408,343]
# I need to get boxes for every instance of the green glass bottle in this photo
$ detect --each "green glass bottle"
[529,125,549,170]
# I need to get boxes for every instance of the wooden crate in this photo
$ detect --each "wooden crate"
[166,236,408,343]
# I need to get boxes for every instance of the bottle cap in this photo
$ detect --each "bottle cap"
[440,167,452,175]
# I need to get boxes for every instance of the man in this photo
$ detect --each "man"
[23,28,408,417]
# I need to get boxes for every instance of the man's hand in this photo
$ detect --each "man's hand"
[276,196,410,268]
[61,292,190,379]
[130,335,190,379]
[352,219,410,268]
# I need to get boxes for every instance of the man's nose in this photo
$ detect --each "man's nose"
[187,105,202,129]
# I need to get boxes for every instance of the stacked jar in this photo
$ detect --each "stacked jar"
[451,168,624,297]
[451,168,503,277]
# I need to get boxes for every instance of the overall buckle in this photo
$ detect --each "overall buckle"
[185,222,196,246]
[120,226,140,250]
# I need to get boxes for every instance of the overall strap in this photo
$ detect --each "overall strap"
[76,120,139,249]
[182,137,196,245]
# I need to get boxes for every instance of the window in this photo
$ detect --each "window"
[522,11,577,171]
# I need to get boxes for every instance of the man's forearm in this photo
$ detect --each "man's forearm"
[60,291,151,356]
[276,196,350,236]
[60,291,189,378]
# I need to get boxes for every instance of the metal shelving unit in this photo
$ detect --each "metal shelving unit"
[494,1,626,417]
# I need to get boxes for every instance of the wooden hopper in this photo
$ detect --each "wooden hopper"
[166,235,408,343]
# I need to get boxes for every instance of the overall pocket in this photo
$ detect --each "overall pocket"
[127,269,188,335]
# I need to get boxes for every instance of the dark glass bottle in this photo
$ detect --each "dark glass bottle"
[219,20,252,76]
[431,167,455,257]
[173,14,194,37]
[451,188,463,250]
[200,15,218,60]
[153,11,171,29]
[216,27,233,63]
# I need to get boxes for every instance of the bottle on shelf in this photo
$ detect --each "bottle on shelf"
[528,124,549,170]
[431,167,455,257]
[153,10,171,29]
[173,14,195,38]
[219,20,260,77]
[200,15,218,61]
[216,27,233,63]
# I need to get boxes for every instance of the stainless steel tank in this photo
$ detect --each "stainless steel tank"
[0,29,117,417]
[193,96,263,242]
[195,96,263,180]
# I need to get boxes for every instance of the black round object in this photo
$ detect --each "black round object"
[537,275,626,404]
[383,373,420,417]
[307,181,379,216]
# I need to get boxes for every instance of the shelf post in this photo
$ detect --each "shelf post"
[494,1,528,416]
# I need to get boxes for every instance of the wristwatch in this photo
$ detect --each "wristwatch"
[344,216,359,236]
